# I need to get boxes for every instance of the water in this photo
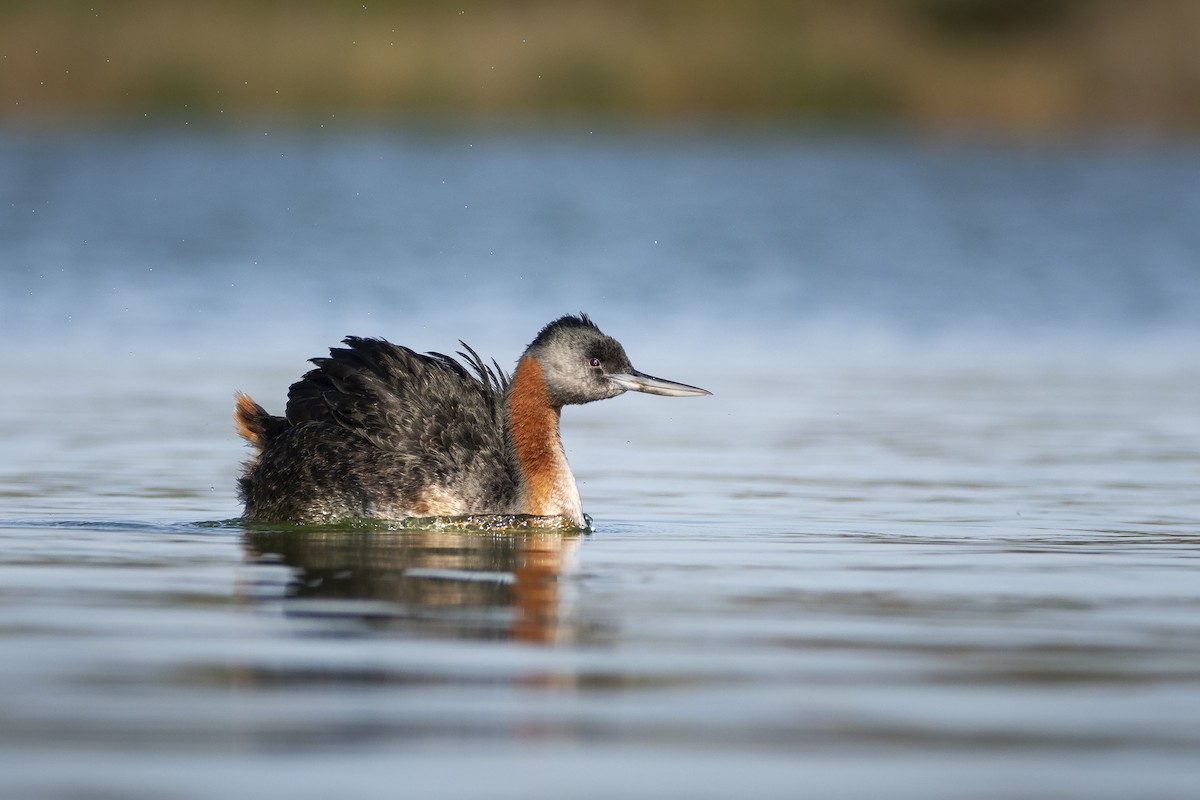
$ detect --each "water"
[2,123,1200,799]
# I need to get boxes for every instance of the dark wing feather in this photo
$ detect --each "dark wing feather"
[284,337,510,467]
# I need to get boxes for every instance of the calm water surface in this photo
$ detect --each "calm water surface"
[1,125,1199,799]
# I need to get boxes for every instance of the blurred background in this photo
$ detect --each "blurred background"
[3,0,1200,134]
[4,0,1200,348]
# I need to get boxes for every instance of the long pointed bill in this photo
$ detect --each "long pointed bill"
[608,369,711,397]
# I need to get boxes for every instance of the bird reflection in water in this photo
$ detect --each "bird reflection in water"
[243,527,584,644]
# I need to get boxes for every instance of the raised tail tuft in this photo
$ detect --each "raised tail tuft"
[234,392,274,450]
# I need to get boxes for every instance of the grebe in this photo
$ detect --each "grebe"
[235,314,709,527]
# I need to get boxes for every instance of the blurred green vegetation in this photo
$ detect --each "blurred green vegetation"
[2,0,1198,132]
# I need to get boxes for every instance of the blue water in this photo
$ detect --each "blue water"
[2,123,1199,799]
[7,125,1200,346]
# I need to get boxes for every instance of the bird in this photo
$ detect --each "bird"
[235,314,709,527]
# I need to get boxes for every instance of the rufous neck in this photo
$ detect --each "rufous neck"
[508,356,583,525]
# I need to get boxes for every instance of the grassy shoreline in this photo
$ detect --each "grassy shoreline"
[3,1,1198,134]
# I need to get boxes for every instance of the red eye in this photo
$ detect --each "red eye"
[589,358,601,368]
